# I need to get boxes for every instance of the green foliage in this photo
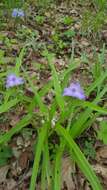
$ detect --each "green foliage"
[81,0,107,36]
[21,128,33,140]
[0,50,5,64]
[56,125,102,190]
[35,15,45,25]
[1,0,24,9]
[91,44,105,79]
[62,16,73,25]
[29,123,48,190]
[0,145,13,166]
[0,47,106,189]
[83,139,96,159]
[93,0,107,10]
[63,29,76,38]
[52,32,66,52]
[35,0,53,9]
[97,121,107,144]
[82,10,106,35]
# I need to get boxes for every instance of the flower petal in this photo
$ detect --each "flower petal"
[6,74,24,88]
[63,82,86,100]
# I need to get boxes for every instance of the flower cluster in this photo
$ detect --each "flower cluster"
[6,74,24,88]
[12,8,24,17]
[63,82,86,100]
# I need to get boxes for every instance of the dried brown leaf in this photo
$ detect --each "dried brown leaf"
[0,165,9,184]
[61,156,76,190]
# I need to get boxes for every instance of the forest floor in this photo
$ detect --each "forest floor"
[0,1,107,189]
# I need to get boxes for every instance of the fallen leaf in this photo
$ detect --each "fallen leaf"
[96,145,107,164]
[93,164,107,187]
[18,151,32,171]
[6,179,17,190]
[0,165,9,184]
[61,156,76,190]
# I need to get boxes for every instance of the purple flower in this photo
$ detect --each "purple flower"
[12,8,24,17]
[63,82,86,100]
[6,74,24,88]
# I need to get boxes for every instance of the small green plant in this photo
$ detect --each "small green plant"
[0,145,13,166]
[82,10,106,35]
[81,0,107,36]
[35,0,52,9]
[2,0,24,9]
[0,50,5,64]
[93,0,107,10]
[97,120,107,144]
[51,33,66,52]
[62,16,73,25]
[35,15,45,25]
[63,29,76,38]
[83,139,96,159]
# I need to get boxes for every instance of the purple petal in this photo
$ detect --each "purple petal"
[63,82,86,100]
[6,74,24,88]
[63,88,73,96]
[12,8,18,17]
[17,9,24,17]
[12,8,24,17]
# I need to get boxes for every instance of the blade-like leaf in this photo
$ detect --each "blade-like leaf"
[47,53,65,112]
[0,113,32,144]
[15,47,25,75]
[56,125,103,190]
[0,98,20,114]
[29,124,48,190]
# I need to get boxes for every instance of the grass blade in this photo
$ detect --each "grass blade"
[70,86,107,138]
[86,69,107,95]
[29,124,48,190]
[70,99,107,114]
[0,113,32,144]
[15,47,25,75]
[47,53,65,112]
[22,66,48,114]
[0,98,20,114]
[41,141,52,190]
[56,125,103,190]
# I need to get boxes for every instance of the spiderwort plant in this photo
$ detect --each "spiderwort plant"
[63,82,86,100]
[12,8,24,18]
[6,73,24,88]
[0,50,104,190]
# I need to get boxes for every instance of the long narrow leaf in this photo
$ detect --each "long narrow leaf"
[22,66,48,114]
[15,47,25,75]
[0,113,32,144]
[56,125,103,190]
[0,98,20,114]
[41,141,52,189]
[70,86,107,138]
[47,53,65,112]
[29,124,48,190]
